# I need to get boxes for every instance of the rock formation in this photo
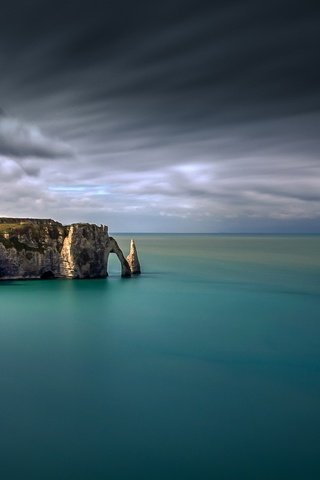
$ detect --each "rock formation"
[0,218,137,280]
[126,239,141,274]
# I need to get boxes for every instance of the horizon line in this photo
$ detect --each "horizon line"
[111,231,320,235]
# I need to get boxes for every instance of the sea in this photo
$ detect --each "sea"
[1,234,320,480]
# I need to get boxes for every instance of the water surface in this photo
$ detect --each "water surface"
[1,235,320,479]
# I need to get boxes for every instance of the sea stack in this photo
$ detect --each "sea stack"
[126,239,141,274]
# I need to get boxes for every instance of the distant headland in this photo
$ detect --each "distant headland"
[0,218,140,280]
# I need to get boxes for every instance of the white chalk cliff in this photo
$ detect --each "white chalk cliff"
[0,218,139,279]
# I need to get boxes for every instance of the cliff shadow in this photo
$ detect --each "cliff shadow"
[40,270,55,280]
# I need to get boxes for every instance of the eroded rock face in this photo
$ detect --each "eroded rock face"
[60,223,109,278]
[0,218,137,280]
[126,239,141,274]
[0,219,66,279]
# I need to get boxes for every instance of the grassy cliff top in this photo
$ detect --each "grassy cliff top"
[0,217,59,225]
[0,222,33,236]
[0,219,59,235]
[0,219,65,252]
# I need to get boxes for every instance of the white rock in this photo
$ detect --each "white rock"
[126,239,141,274]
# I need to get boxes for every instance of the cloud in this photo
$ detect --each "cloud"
[0,115,74,160]
[0,0,319,231]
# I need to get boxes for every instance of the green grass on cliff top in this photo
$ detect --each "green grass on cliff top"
[0,221,31,233]
[0,222,44,252]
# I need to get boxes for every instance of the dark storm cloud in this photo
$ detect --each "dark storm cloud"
[2,0,319,114]
[0,115,73,160]
[0,0,319,230]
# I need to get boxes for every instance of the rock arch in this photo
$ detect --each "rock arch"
[105,237,131,277]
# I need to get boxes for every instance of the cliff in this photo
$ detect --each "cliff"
[0,218,139,279]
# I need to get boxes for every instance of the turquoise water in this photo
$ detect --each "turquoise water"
[1,235,320,479]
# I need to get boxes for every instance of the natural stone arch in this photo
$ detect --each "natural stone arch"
[105,237,131,277]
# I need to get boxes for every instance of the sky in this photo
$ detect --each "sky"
[0,0,319,232]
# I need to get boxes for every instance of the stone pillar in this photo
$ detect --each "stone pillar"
[126,239,141,274]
